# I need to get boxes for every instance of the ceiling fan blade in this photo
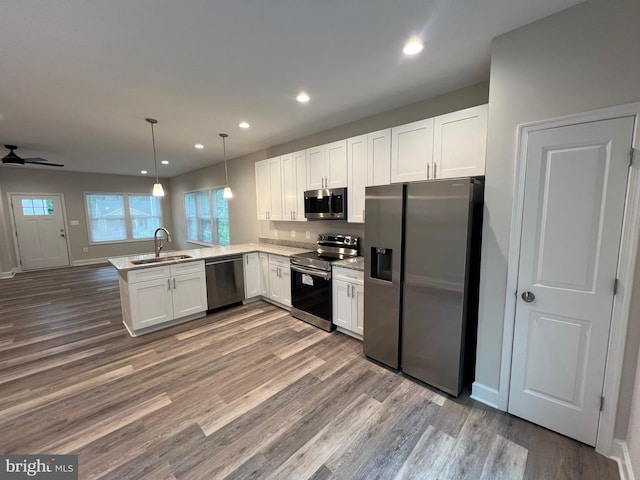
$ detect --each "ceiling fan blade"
[2,146,63,167]
[24,159,64,167]
[1,157,24,165]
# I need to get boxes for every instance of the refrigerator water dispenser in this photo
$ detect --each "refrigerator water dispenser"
[371,247,393,281]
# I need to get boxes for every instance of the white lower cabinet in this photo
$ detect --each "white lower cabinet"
[243,253,261,299]
[268,254,291,307]
[259,253,270,297]
[119,261,207,335]
[332,267,364,338]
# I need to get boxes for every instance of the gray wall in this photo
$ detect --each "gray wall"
[474,0,640,447]
[169,150,263,248]
[0,168,173,267]
[0,178,17,274]
[170,82,489,250]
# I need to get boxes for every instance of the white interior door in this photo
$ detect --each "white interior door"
[508,116,634,446]
[11,194,70,271]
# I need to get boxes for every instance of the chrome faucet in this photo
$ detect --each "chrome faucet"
[154,227,172,257]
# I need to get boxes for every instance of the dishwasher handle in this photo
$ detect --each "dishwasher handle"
[205,256,243,266]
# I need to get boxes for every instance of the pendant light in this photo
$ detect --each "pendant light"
[220,133,233,199]
[146,118,164,197]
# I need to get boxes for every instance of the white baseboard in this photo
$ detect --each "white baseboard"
[71,257,109,267]
[471,382,502,410]
[0,267,18,279]
[611,439,636,480]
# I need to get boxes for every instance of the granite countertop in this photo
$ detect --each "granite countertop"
[108,243,313,271]
[332,256,364,272]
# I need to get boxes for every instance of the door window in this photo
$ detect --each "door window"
[21,198,54,216]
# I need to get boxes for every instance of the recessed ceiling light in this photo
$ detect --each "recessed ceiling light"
[161,160,169,165]
[238,121,250,129]
[296,92,310,103]
[140,170,148,175]
[403,39,424,55]
[195,144,204,149]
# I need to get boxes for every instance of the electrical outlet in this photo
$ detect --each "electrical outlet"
[305,231,311,239]
[290,230,296,238]
[83,247,88,253]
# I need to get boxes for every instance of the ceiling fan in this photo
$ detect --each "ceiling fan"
[2,145,64,167]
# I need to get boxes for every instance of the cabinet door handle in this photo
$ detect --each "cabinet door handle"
[167,279,171,291]
[427,163,430,179]
[434,162,437,179]
[173,278,176,289]
[347,284,351,297]
[246,256,249,265]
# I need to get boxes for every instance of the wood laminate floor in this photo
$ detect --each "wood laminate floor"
[0,265,619,479]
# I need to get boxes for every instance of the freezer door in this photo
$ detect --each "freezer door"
[363,183,404,369]
[401,179,476,396]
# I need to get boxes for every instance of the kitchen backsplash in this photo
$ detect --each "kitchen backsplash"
[258,237,317,249]
[258,220,365,248]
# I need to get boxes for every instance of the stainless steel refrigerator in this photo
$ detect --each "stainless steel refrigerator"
[363,178,483,396]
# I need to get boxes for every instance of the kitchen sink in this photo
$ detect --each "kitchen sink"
[131,255,192,265]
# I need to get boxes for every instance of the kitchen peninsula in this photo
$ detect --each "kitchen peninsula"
[109,242,312,336]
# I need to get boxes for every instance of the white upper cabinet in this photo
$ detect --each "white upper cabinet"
[391,118,435,183]
[306,146,325,190]
[306,140,347,190]
[349,129,392,223]
[267,156,284,220]
[282,151,307,222]
[390,105,488,183]
[257,105,486,222]
[255,157,284,221]
[433,104,488,179]
[367,129,391,187]
[325,140,347,188]
[347,135,367,224]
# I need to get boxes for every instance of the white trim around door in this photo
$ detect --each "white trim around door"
[499,102,640,456]
[8,192,72,272]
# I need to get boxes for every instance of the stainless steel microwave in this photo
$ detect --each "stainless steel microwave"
[304,188,347,220]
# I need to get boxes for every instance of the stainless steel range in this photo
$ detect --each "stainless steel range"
[290,234,359,331]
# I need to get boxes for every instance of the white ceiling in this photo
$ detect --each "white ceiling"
[0,0,583,178]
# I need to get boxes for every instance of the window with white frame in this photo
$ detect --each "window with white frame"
[185,188,229,245]
[85,193,163,243]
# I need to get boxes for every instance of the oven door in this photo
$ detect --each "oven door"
[290,264,333,331]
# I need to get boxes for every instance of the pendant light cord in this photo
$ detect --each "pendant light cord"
[151,122,159,183]
[221,133,229,187]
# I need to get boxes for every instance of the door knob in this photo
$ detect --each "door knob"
[521,291,535,303]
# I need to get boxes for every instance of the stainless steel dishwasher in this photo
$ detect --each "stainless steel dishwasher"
[205,255,245,311]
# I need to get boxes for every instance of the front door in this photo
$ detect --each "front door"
[11,194,70,270]
[508,116,634,446]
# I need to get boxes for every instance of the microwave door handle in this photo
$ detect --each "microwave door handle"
[328,191,333,215]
